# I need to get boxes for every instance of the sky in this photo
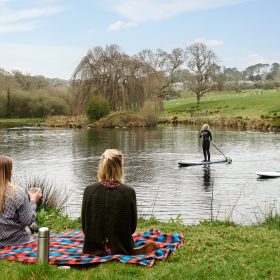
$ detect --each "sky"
[0,0,279,79]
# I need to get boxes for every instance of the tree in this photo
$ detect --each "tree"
[212,64,226,91]
[185,43,219,105]
[71,45,146,114]
[86,96,110,121]
[6,88,11,117]
[249,75,255,81]
[224,68,243,92]
[13,71,32,91]
[270,62,280,80]
[243,63,270,80]
[266,73,274,80]
[136,47,185,111]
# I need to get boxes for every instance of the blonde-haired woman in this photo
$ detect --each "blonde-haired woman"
[0,156,42,246]
[82,149,137,255]
[199,124,212,162]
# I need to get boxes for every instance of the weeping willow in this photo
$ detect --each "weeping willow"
[71,45,147,114]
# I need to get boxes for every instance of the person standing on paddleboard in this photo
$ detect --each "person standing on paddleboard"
[199,124,212,162]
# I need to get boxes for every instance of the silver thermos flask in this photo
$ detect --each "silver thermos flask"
[37,227,50,264]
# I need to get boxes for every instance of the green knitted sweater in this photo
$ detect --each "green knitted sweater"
[81,182,137,255]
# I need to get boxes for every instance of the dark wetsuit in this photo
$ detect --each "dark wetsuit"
[200,130,212,161]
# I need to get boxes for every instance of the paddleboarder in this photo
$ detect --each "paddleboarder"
[199,124,212,162]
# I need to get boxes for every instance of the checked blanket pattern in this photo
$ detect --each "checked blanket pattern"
[0,229,183,267]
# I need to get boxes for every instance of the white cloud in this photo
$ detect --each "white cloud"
[188,38,224,47]
[0,42,87,79]
[0,1,64,33]
[107,20,137,31]
[104,0,249,24]
[0,6,63,23]
[223,54,271,71]
[0,22,35,33]
[38,0,62,3]
[246,54,269,66]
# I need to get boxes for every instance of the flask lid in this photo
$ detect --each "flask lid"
[38,227,50,238]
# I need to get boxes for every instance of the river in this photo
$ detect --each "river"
[0,125,279,225]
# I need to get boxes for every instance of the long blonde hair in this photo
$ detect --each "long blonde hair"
[0,156,15,212]
[98,149,123,182]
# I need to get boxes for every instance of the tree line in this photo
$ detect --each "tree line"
[71,43,222,112]
[0,69,70,118]
[1,43,279,118]
[71,43,280,113]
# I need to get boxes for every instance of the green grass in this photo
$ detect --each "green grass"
[162,89,280,122]
[0,118,43,125]
[1,89,280,130]
[0,213,279,279]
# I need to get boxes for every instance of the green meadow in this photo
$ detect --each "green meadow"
[0,118,43,125]
[0,212,279,280]
[1,89,280,130]
[161,89,280,127]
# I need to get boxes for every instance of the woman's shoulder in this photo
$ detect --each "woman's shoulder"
[15,186,26,197]
[7,186,28,206]
[84,182,100,191]
[119,184,136,194]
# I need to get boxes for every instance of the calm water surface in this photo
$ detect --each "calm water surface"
[0,125,279,225]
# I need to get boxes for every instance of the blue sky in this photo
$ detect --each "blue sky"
[0,0,279,79]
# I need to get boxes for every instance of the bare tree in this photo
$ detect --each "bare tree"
[270,62,280,80]
[212,64,226,91]
[136,48,184,111]
[185,43,218,105]
[71,45,146,114]
[224,68,243,92]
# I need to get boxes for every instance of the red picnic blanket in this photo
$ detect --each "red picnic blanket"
[0,229,183,267]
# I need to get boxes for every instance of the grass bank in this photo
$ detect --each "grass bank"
[0,118,43,126]
[1,89,279,131]
[1,211,279,280]
[161,89,280,131]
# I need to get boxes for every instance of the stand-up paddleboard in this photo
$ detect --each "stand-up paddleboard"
[178,159,229,167]
[256,171,280,178]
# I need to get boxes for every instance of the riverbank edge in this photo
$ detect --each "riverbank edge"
[1,115,279,132]
[1,212,279,279]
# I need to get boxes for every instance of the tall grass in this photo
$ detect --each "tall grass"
[140,100,159,126]
[15,175,71,213]
[261,213,280,229]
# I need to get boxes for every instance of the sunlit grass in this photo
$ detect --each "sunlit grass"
[0,118,43,124]
[0,213,279,279]
[162,89,280,121]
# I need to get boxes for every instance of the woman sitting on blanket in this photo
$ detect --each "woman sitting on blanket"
[0,156,42,246]
[82,149,157,256]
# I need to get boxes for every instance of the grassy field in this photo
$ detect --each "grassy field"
[161,89,280,130]
[0,118,43,125]
[0,211,279,280]
[1,89,280,130]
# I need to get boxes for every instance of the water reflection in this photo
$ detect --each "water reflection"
[202,166,212,191]
[0,125,279,225]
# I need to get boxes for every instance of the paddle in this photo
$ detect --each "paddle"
[211,141,232,163]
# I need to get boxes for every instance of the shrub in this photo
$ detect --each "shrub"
[86,95,110,121]
[94,111,146,128]
[140,101,158,126]
[0,89,71,117]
